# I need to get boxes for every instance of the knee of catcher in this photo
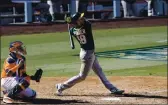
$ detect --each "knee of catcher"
[19,79,30,90]
[29,90,37,99]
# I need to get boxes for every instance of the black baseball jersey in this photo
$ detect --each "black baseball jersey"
[70,20,95,50]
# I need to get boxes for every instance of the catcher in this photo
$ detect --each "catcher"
[56,12,124,95]
[1,41,43,104]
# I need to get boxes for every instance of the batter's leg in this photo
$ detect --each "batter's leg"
[62,59,94,89]
[92,56,124,94]
[92,57,116,91]
[57,50,95,92]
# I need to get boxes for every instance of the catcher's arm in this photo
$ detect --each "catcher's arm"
[30,68,43,82]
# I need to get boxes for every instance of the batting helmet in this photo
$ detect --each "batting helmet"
[65,12,85,24]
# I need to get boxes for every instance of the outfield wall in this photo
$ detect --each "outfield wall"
[1,16,167,36]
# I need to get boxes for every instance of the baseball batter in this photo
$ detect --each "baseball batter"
[1,41,43,103]
[56,12,124,95]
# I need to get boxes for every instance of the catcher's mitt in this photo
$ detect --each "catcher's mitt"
[31,68,43,82]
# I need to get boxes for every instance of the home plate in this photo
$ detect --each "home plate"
[101,97,121,101]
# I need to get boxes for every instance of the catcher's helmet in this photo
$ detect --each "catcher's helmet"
[65,12,84,24]
[9,41,27,56]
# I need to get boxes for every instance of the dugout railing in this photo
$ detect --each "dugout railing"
[1,0,167,25]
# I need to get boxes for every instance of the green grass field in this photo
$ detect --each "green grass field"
[1,26,167,77]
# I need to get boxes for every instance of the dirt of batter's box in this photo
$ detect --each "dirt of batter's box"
[1,76,166,104]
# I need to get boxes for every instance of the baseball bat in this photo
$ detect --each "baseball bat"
[68,24,75,49]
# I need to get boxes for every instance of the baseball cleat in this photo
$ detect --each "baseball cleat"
[56,84,63,96]
[3,95,14,104]
[110,88,125,95]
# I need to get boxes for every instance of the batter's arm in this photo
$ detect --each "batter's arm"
[68,24,75,49]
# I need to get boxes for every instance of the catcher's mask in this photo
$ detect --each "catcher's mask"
[9,41,27,56]
[65,12,85,25]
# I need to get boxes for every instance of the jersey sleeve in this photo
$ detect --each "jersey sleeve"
[85,20,92,35]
